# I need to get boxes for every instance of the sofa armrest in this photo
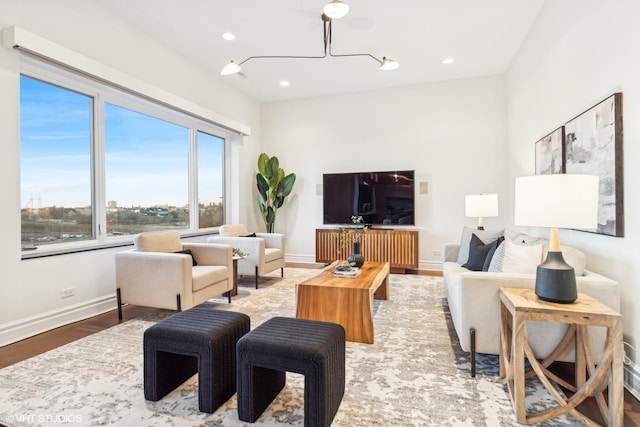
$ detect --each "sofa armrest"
[442,243,460,263]
[115,250,192,305]
[256,232,285,251]
[207,236,265,270]
[183,242,232,271]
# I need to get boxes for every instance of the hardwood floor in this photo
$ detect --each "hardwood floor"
[0,267,638,425]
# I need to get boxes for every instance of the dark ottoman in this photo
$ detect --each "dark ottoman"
[143,306,250,413]
[237,316,345,427]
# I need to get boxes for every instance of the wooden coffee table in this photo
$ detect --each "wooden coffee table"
[295,261,390,344]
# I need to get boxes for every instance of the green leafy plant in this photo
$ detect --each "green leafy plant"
[256,153,296,233]
[232,248,248,258]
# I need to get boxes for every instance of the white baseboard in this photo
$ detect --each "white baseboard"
[419,260,442,272]
[0,295,116,347]
[625,361,640,401]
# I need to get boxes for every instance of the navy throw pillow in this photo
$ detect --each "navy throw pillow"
[462,234,500,271]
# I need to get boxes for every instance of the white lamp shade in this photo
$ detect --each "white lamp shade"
[465,194,499,217]
[515,175,599,229]
[323,0,349,19]
[379,57,399,71]
[220,61,241,75]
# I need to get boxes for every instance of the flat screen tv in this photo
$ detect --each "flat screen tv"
[323,170,415,226]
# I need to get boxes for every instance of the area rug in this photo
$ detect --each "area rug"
[0,268,581,426]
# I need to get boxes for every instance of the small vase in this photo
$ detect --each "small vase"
[348,241,365,267]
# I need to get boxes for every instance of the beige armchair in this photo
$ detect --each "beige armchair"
[207,224,285,289]
[115,230,233,319]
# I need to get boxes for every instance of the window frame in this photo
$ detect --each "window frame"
[20,57,233,258]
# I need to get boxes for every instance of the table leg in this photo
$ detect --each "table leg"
[610,319,624,427]
[513,313,527,423]
[225,259,239,298]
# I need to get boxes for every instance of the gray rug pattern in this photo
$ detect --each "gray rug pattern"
[0,268,581,426]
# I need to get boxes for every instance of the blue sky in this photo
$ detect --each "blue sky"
[20,76,224,208]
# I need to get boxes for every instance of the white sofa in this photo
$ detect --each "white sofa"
[442,228,620,376]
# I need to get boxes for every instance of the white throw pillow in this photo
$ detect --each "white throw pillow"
[456,226,505,265]
[501,238,543,274]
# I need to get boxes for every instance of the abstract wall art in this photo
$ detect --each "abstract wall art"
[564,93,623,237]
[535,126,564,175]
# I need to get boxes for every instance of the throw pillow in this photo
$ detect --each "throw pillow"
[174,249,197,266]
[483,236,505,271]
[487,240,506,272]
[500,238,543,274]
[456,226,505,265]
[462,234,501,271]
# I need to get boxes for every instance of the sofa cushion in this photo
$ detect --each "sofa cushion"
[456,226,504,264]
[192,265,229,292]
[501,238,543,274]
[264,248,282,263]
[219,224,250,237]
[462,234,501,271]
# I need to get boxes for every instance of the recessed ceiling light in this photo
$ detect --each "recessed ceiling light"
[279,81,290,87]
[222,32,236,41]
[442,57,454,64]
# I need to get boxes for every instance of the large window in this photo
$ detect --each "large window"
[20,76,94,247]
[19,61,231,254]
[197,131,225,229]
[105,104,190,235]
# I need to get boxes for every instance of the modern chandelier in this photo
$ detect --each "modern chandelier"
[220,0,399,76]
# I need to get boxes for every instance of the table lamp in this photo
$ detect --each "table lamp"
[514,175,599,303]
[465,193,499,230]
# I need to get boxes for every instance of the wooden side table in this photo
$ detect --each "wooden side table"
[225,255,243,298]
[498,287,623,426]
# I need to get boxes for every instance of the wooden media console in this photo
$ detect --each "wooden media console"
[315,228,419,273]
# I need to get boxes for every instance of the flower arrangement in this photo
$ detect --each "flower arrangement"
[332,215,367,256]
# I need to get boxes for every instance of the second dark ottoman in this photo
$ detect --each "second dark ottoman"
[236,316,346,427]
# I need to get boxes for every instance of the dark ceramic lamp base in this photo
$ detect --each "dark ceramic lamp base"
[534,251,577,304]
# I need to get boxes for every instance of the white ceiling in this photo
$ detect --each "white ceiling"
[95,0,545,104]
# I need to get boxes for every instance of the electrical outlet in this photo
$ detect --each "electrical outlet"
[61,287,75,298]
[432,250,441,257]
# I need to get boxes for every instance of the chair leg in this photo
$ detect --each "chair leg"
[176,294,182,312]
[470,327,476,378]
[228,291,231,304]
[255,266,259,289]
[281,267,284,278]
[117,288,123,320]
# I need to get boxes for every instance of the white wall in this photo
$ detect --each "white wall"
[0,0,262,344]
[261,75,509,268]
[506,0,640,368]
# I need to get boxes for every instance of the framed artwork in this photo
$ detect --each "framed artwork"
[564,93,624,237]
[535,127,564,175]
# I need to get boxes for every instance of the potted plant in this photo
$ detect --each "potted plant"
[333,215,367,266]
[256,153,296,233]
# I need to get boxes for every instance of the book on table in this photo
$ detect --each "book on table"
[333,266,360,278]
